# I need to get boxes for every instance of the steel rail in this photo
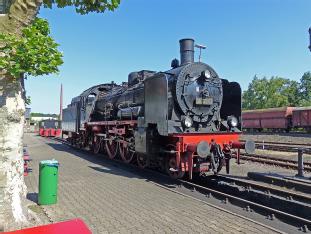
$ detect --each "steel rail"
[240,153,311,166]
[240,140,311,154]
[236,153,311,171]
[177,179,311,230]
[214,175,311,203]
[241,140,311,147]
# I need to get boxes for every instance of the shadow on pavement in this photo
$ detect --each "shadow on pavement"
[45,141,181,189]
[46,142,149,180]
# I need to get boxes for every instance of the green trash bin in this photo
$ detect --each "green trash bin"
[38,159,59,205]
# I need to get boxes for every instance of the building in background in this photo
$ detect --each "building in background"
[24,111,59,133]
[31,116,58,122]
[24,108,32,132]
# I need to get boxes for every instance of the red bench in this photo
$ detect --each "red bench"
[4,219,91,234]
[23,148,30,176]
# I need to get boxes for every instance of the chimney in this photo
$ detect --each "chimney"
[179,38,194,66]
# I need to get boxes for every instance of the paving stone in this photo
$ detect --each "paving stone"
[24,133,281,234]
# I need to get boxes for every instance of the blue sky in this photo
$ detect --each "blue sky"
[26,0,311,114]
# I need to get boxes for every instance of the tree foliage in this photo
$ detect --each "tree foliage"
[0,0,121,78]
[31,112,58,117]
[0,18,63,78]
[43,0,120,14]
[299,72,311,106]
[243,74,307,110]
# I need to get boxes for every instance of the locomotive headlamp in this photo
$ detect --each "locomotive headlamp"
[183,116,193,128]
[227,116,238,128]
[202,70,211,79]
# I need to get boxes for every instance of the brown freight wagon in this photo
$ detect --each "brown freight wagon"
[241,111,261,129]
[242,107,293,131]
[292,107,311,132]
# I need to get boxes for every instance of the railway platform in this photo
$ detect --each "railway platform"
[24,133,283,234]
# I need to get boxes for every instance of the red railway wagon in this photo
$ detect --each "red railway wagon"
[242,107,293,131]
[292,107,311,132]
[39,119,62,137]
[241,111,261,129]
[39,128,45,136]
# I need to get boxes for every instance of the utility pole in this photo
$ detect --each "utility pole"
[309,27,311,52]
[59,84,63,121]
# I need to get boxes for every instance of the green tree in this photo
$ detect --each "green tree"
[0,18,63,78]
[299,72,311,106]
[0,0,120,230]
[243,76,300,110]
[286,80,300,106]
[242,75,269,109]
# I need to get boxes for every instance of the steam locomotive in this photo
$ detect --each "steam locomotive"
[62,38,255,179]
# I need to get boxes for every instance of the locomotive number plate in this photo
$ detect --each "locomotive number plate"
[195,97,213,106]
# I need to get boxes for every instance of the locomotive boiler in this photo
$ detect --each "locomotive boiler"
[62,38,255,179]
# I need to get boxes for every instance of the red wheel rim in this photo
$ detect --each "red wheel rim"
[167,157,185,179]
[93,136,101,154]
[119,140,135,163]
[105,139,118,159]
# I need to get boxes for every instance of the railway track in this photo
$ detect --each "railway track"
[243,132,311,137]
[241,140,311,153]
[236,153,311,172]
[51,136,311,233]
[179,176,311,232]
[251,140,311,147]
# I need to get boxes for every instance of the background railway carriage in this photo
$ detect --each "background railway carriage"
[241,110,261,130]
[242,107,293,132]
[62,38,254,179]
[39,119,62,137]
[242,107,311,133]
[292,107,311,132]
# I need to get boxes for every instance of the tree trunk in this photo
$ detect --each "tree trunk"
[0,0,41,230]
[0,0,42,35]
[0,74,28,231]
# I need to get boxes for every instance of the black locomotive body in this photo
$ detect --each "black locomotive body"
[62,38,254,179]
